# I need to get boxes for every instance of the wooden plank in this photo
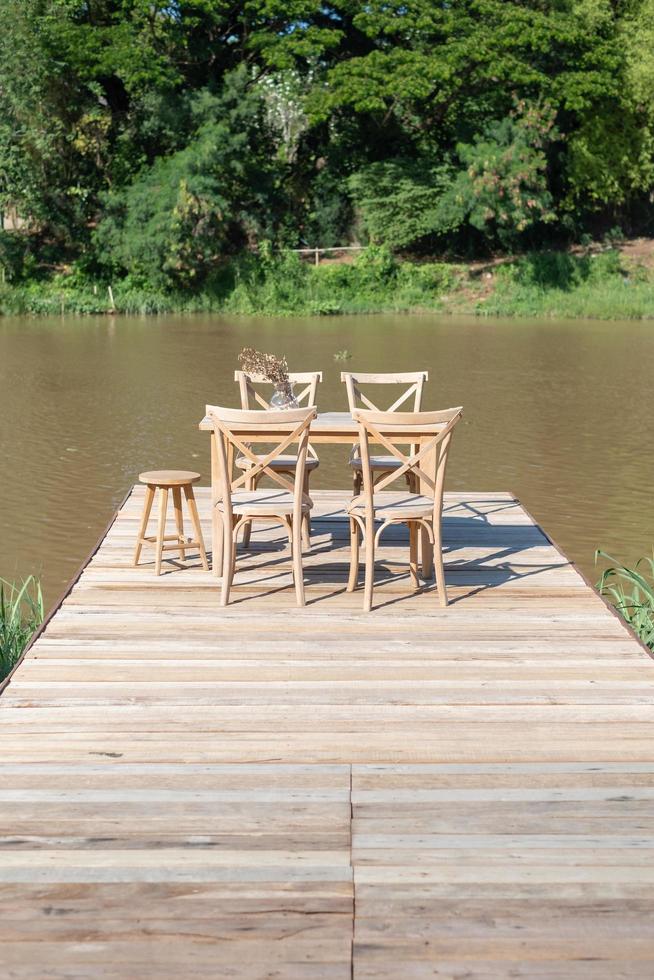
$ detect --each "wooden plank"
[352,762,654,977]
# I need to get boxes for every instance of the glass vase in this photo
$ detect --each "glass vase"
[270,383,299,410]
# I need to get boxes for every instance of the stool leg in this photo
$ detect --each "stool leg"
[133,484,155,566]
[155,488,168,576]
[184,484,209,571]
[172,487,186,562]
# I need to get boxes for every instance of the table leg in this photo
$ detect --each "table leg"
[420,444,435,578]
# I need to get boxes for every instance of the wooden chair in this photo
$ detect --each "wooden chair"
[346,407,463,612]
[341,372,428,494]
[234,370,322,549]
[206,405,316,607]
[134,470,208,576]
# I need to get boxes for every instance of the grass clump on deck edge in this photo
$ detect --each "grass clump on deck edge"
[596,551,654,651]
[0,577,44,681]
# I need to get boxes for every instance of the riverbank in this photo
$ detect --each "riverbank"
[2,244,654,320]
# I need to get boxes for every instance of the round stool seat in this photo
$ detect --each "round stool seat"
[134,471,208,575]
[139,470,201,488]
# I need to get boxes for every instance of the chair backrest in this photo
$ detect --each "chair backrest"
[235,371,322,410]
[206,404,316,526]
[353,407,463,516]
[341,371,428,413]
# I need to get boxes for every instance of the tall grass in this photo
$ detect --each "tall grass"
[0,577,44,681]
[0,247,463,318]
[480,250,654,319]
[596,551,654,650]
[2,246,653,320]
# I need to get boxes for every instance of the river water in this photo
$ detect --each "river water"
[1,312,652,608]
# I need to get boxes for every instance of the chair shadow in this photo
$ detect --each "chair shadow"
[203,506,569,610]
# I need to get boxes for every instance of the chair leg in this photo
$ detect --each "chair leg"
[155,488,168,576]
[363,516,375,612]
[213,512,223,576]
[406,472,418,494]
[408,521,419,589]
[347,518,360,592]
[184,485,209,571]
[220,515,235,606]
[421,527,434,579]
[133,484,155,566]
[433,516,448,607]
[241,474,255,548]
[291,515,306,607]
[302,472,312,550]
[172,487,186,562]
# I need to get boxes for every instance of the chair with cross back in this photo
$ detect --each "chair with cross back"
[341,372,428,495]
[234,371,322,549]
[206,404,316,607]
[346,406,463,612]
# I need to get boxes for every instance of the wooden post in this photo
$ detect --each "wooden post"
[315,248,320,267]
[108,285,116,313]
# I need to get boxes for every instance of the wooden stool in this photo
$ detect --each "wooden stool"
[134,471,209,575]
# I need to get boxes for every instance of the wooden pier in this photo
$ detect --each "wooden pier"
[1,488,654,977]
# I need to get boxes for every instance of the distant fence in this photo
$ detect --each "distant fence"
[283,246,365,266]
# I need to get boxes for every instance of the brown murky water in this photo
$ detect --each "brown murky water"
[1,312,652,608]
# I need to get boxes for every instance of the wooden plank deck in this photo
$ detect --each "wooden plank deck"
[1,488,653,978]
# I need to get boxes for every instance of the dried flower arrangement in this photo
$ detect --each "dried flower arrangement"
[238,347,294,401]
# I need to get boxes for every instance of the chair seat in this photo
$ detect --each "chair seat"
[348,491,434,520]
[349,455,404,471]
[139,470,201,488]
[235,454,320,472]
[219,489,313,517]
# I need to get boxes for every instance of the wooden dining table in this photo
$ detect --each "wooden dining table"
[199,410,441,578]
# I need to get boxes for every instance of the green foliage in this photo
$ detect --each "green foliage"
[2,0,654,276]
[596,551,654,650]
[496,249,623,290]
[478,249,654,319]
[0,577,43,681]
[224,248,311,315]
[95,70,277,288]
[350,102,558,249]
[349,161,456,249]
[3,243,654,320]
[450,103,557,244]
[0,232,31,282]
[222,246,461,315]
